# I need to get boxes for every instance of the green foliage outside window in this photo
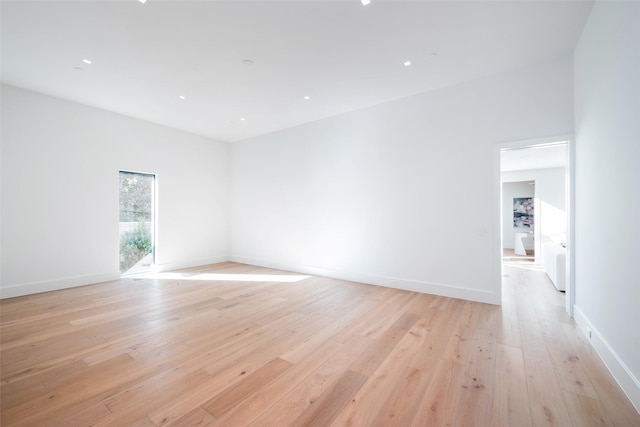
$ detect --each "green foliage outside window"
[119,222,152,273]
[120,172,153,222]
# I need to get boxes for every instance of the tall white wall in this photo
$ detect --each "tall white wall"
[573,1,640,412]
[1,85,230,298]
[230,57,574,304]
[502,167,567,260]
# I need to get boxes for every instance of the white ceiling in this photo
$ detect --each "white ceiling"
[1,0,594,143]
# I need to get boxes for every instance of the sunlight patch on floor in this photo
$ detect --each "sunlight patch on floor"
[130,272,311,283]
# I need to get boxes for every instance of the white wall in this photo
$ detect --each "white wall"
[573,1,640,412]
[502,167,567,261]
[230,57,574,304]
[0,85,230,298]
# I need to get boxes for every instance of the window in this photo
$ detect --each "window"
[119,171,155,275]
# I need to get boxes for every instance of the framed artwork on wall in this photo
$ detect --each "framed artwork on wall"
[513,197,534,228]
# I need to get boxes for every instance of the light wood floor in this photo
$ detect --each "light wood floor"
[1,262,638,426]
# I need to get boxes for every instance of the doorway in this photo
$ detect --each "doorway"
[495,135,574,316]
[502,180,535,263]
[119,171,155,275]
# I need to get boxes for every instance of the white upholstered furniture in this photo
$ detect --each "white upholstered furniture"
[543,242,566,291]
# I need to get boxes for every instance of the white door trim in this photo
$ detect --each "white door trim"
[493,134,575,316]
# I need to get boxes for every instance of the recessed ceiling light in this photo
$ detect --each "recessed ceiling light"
[179,95,186,100]
[138,0,147,4]
[403,60,412,66]
[240,117,246,121]
[304,96,310,100]
[361,0,371,5]
[82,59,92,65]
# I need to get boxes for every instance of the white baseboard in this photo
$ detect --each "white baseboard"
[230,255,500,305]
[574,305,640,414]
[0,272,120,299]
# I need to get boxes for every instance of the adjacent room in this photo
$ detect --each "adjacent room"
[2,0,639,425]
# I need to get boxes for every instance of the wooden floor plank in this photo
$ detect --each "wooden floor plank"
[201,358,293,418]
[562,391,610,426]
[331,322,426,426]
[291,369,368,427]
[245,335,368,427]
[165,407,216,427]
[52,401,112,427]
[367,366,428,427]
[408,358,466,426]
[560,322,640,427]
[209,338,350,427]
[1,261,638,426]
[93,369,216,427]
[491,343,532,427]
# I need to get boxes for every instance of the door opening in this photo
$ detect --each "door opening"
[495,136,574,316]
[119,171,155,275]
[502,180,536,263]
